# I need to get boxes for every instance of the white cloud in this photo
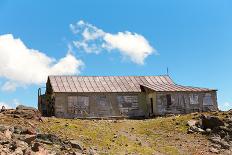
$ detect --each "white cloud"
[70,20,155,64]
[0,34,84,91]
[1,81,19,92]
[104,32,154,65]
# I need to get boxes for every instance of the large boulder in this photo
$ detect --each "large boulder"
[69,140,83,150]
[200,114,224,130]
[36,133,62,145]
[1,105,42,121]
[16,105,37,111]
[187,120,198,127]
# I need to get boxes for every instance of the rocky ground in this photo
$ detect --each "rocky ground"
[0,107,231,155]
[0,107,84,155]
[187,111,232,154]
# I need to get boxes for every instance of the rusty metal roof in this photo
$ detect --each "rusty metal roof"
[48,75,215,93]
[140,83,215,92]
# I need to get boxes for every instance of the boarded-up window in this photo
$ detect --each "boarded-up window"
[67,96,89,114]
[117,95,138,114]
[97,96,108,107]
[189,94,199,104]
[96,95,111,116]
[55,97,64,113]
[203,93,213,105]
[67,96,76,114]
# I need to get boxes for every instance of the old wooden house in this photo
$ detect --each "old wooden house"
[38,75,218,118]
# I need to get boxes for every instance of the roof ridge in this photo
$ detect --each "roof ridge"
[48,75,169,77]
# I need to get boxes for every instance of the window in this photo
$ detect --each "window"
[55,97,64,113]
[189,94,199,104]
[117,95,139,114]
[67,96,89,114]
[97,95,108,107]
[67,96,76,114]
[166,94,172,107]
[203,93,213,105]
[96,95,112,116]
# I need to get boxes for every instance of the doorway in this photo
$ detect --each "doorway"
[166,94,172,108]
[150,98,154,114]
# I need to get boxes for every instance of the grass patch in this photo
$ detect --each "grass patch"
[36,114,210,154]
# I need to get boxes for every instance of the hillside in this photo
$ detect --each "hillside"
[0,109,231,155]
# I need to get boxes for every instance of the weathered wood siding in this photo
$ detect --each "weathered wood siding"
[53,92,148,118]
[153,91,218,115]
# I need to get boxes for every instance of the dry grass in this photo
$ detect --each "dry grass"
[36,113,212,155]
[1,111,224,154]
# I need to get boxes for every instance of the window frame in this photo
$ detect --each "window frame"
[203,93,213,106]
[189,94,199,105]
[67,96,89,114]
[117,95,139,114]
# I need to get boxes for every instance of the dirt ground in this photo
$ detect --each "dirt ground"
[1,111,228,155]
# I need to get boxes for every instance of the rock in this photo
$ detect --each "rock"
[16,105,37,111]
[13,126,24,134]
[209,147,220,154]
[218,126,232,133]
[16,141,28,151]
[219,140,231,149]
[24,148,35,155]
[9,141,17,151]
[190,126,205,133]
[31,142,41,152]
[12,148,24,155]
[35,146,48,155]
[200,114,224,130]
[187,120,198,127]
[218,130,227,138]
[2,107,42,121]
[0,105,7,112]
[0,125,8,132]
[69,140,83,150]
[21,128,36,135]
[209,136,221,144]
[13,115,21,118]
[4,129,12,139]
[89,148,98,155]
[206,128,212,134]
[209,135,231,149]
[224,149,232,155]
[187,129,194,134]
[24,135,36,144]
[113,134,117,138]
[0,140,10,145]
[0,123,85,154]
[13,126,36,135]
[70,152,82,155]
[211,143,222,149]
[36,133,61,144]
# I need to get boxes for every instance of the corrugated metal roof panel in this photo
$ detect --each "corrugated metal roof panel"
[48,75,215,93]
[109,76,122,92]
[141,84,214,92]
[129,76,141,91]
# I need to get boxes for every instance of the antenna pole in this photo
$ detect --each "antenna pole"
[167,67,169,76]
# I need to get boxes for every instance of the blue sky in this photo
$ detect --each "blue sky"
[0,0,231,110]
